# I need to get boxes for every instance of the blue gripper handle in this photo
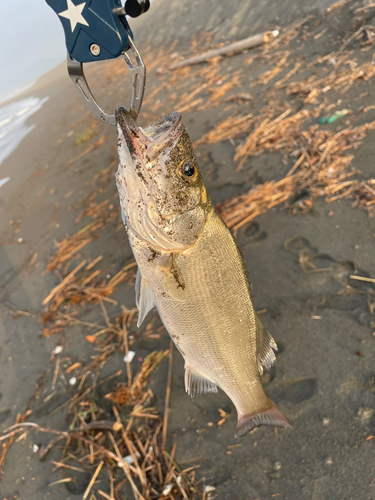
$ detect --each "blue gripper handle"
[46,0,132,63]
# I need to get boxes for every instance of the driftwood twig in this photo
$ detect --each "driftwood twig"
[162,340,174,451]
[170,31,279,70]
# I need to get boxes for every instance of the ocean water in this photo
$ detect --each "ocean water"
[0,81,36,106]
[0,96,49,167]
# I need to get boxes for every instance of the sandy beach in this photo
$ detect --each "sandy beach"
[1,0,375,499]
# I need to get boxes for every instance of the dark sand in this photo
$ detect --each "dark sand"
[1,0,375,499]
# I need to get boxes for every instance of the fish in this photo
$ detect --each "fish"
[115,107,291,436]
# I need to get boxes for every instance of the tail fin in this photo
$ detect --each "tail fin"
[235,405,291,438]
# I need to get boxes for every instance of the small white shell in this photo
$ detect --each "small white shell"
[162,484,173,495]
[124,351,135,363]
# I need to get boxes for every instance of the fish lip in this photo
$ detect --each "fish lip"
[116,107,182,150]
[115,106,143,156]
[146,111,182,142]
[115,106,140,136]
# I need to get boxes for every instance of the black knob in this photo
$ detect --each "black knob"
[125,0,150,17]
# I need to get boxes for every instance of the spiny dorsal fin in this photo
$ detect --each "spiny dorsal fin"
[184,364,218,399]
[255,313,278,374]
[135,268,156,327]
[154,254,186,302]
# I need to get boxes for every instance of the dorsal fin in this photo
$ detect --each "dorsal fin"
[135,268,156,327]
[184,364,218,399]
[255,313,278,374]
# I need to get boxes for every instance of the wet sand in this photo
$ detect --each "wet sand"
[1,0,375,499]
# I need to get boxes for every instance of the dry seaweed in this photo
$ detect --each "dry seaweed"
[286,58,375,102]
[195,113,255,146]
[233,107,322,169]
[0,346,206,499]
[219,119,375,230]
[45,202,118,273]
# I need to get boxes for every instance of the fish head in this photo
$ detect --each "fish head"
[115,107,212,252]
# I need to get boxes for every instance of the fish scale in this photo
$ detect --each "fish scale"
[130,212,271,421]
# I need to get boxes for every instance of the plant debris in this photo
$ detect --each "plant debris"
[219,119,375,230]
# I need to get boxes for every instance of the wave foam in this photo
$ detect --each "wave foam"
[0,96,49,166]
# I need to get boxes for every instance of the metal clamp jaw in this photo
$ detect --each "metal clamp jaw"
[46,0,149,123]
[67,36,145,124]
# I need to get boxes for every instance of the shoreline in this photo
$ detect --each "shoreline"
[0,61,67,108]
[0,61,72,172]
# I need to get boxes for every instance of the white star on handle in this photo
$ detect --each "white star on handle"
[59,0,89,33]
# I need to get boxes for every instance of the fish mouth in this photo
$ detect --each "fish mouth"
[115,107,183,159]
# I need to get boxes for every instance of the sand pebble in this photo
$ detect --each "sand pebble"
[124,351,135,363]
[357,408,374,422]
[204,486,216,493]
[119,452,140,467]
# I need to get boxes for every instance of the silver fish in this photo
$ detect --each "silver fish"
[115,107,290,436]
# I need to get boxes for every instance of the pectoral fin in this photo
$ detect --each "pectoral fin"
[135,268,156,327]
[185,364,218,399]
[255,313,278,374]
[155,254,186,302]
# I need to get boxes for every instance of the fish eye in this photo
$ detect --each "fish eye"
[182,163,195,177]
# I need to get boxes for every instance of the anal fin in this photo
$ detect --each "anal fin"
[236,406,291,437]
[135,268,156,327]
[256,313,278,374]
[185,364,218,399]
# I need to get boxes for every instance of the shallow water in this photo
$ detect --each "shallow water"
[0,96,48,166]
